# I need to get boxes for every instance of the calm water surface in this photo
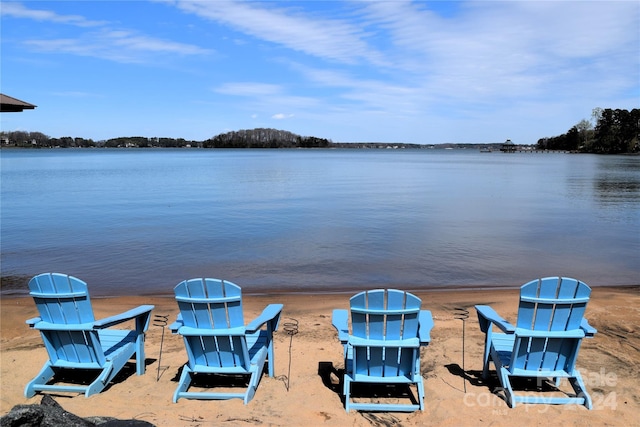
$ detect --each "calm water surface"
[1,149,638,296]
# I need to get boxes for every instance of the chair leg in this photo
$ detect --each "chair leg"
[266,340,275,377]
[481,330,493,379]
[136,333,146,376]
[416,377,426,411]
[343,376,352,413]
[245,373,259,405]
[85,366,111,397]
[173,366,193,403]
[569,370,592,409]
[24,363,55,398]
[481,361,490,379]
[498,367,515,408]
[243,348,269,404]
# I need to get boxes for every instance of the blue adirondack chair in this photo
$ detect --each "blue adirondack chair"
[475,277,597,409]
[25,273,154,398]
[170,278,283,404]
[332,289,434,412]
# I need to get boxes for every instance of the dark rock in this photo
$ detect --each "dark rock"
[0,405,45,427]
[0,396,155,427]
[0,400,93,427]
[35,396,95,427]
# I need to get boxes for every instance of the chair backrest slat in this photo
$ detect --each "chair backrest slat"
[386,290,405,340]
[350,292,368,338]
[367,290,385,339]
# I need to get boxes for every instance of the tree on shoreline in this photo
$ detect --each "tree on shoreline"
[536,108,639,154]
[203,128,331,148]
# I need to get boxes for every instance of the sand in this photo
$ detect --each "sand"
[1,286,638,426]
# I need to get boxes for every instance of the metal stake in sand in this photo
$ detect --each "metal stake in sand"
[280,319,299,391]
[453,307,469,393]
[153,314,169,382]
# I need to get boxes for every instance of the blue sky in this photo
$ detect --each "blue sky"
[1,1,638,144]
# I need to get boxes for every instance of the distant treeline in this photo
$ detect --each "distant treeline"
[203,128,331,148]
[0,128,331,149]
[0,133,201,149]
[537,108,639,154]
[3,108,638,153]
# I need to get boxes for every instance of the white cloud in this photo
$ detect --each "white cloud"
[1,2,106,27]
[173,0,387,65]
[272,113,294,120]
[215,82,283,97]
[24,30,212,63]
[355,0,639,102]
[10,3,212,63]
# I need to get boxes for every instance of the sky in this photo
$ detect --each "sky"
[1,1,638,145]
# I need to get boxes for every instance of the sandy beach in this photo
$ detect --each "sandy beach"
[1,286,638,426]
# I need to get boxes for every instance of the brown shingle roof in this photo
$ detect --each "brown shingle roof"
[1,93,37,112]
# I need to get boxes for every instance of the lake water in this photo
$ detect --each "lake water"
[1,148,638,296]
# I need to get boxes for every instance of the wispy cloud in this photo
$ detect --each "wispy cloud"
[272,113,294,120]
[8,2,211,63]
[1,2,105,27]
[215,81,320,121]
[24,30,211,63]
[173,0,387,66]
[215,82,283,97]
[355,1,639,101]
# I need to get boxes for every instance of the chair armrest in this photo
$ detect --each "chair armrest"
[332,309,349,343]
[475,305,515,334]
[418,310,434,344]
[245,303,283,333]
[580,318,597,337]
[26,317,42,327]
[170,314,184,334]
[28,321,95,331]
[94,304,154,329]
